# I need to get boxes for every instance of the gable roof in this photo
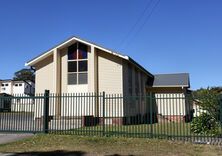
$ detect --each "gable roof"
[153,73,190,88]
[25,36,153,78]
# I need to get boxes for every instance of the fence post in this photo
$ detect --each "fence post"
[43,90,50,134]
[150,92,153,138]
[102,91,105,136]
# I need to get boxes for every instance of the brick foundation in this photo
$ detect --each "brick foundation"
[157,115,185,122]
[36,114,187,128]
[99,117,124,125]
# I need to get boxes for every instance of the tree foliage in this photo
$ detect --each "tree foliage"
[191,87,222,135]
[190,113,220,136]
[13,68,35,82]
[192,88,221,119]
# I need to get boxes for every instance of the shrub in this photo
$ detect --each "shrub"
[190,113,221,136]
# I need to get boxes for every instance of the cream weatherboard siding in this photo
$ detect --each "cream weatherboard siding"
[122,61,151,118]
[60,48,68,93]
[138,72,149,116]
[34,55,55,118]
[97,51,123,118]
[97,51,123,94]
[147,87,192,120]
[88,46,97,93]
[35,55,54,94]
[155,93,187,116]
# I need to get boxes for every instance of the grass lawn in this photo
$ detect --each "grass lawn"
[0,134,221,156]
[54,123,193,138]
[82,122,191,136]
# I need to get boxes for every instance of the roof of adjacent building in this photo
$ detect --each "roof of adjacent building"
[0,79,12,83]
[0,79,34,83]
[25,36,154,78]
[153,73,190,88]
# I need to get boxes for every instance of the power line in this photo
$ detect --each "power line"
[132,0,161,41]
[118,0,154,47]
[120,0,161,49]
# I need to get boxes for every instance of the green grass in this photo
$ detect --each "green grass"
[52,122,192,138]
[0,134,221,156]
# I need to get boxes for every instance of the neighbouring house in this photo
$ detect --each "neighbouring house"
[0,79,35,95]
[192,100,206,117]
[25,36,191,124]
[146,73,191,122]
[0,79,35,112]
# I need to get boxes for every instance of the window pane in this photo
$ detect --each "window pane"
[78,43,87,59]
[78,73,87,84]
[68,43,77,60]
[78,50,87,59]
[68,61,77,72]
[78,61,87,72]
[68,73,77,85]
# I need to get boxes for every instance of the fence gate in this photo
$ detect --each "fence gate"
[0,92,47,133]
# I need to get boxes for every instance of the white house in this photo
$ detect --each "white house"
[0,80,35,112]
[25,36,191,124]
[0,80,35,95]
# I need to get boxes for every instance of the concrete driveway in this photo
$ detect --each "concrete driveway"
[0,133,33,145]
[0,113,42,132]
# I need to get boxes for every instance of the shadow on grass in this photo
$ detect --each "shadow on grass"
[107,154,134,156]
[6,150,135,156]
[7,150,85,156]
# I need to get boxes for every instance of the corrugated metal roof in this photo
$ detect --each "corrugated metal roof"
[153,73,190,87]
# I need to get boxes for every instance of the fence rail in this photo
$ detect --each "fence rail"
[0,90,222,144]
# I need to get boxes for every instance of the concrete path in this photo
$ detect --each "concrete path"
[0,133,34,156]
[0,133,33,145]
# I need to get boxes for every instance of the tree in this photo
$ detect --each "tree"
[191,87,222,135]
[13,68,35,82]
[193,88,220,119]
[211,87,222,94]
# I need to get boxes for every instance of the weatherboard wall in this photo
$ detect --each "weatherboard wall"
[35,55,54,94]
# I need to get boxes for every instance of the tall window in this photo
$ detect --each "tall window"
[135,70,139,95]
[140,75,145,96]
[128,64,133,95]
[68,42,88,85]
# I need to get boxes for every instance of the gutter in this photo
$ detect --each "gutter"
[128,57,154,78]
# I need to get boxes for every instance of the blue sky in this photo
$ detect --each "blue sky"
[0,0,221,90]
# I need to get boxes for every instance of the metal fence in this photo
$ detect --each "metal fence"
[0,90,222,144]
